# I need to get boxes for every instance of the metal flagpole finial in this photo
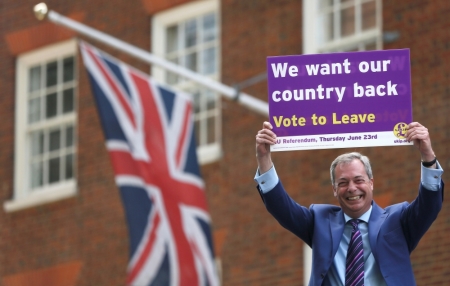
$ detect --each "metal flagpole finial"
[33,3,48,20]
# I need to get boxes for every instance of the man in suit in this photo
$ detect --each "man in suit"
[254,121,444,286]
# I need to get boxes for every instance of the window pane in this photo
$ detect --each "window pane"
[185,19,197,48]
[48,157,60,183]
[341,6,355,37]
[166,58,179,85]
[321,0,333,9]
[202,47,216,75]
[193,92,201,113]
[46,61,58,87]
[362,1,376,30]
[65,153,74,179]
[30,161,43,188]
[66,125,74,147]
[364,41,377,51]
[202,13,216,42]
[63,88,74,113]
[46,92,57,118]
[194,120,201,145]
[29,66,41,92]
[166,71,179,85]
[63,56,75,82]
[28,98,41,123]
[205,90,216,110]
[344,46,359,52]
[31,130,44,156]
[207,116,216,144]
[166,25,179,53]
[185,52,197,71]
[49,129,61,151]
[23,48,78,191]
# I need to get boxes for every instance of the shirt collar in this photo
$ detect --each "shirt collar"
[343,205,372,224]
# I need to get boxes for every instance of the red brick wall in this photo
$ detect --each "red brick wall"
[0,0,150,285]
[141,0,193,14]
[1,0,449,285]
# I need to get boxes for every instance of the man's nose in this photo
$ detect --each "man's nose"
[348,181,357,192]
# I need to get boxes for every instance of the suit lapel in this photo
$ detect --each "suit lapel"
[368,201,388,253]
[330,209,345,257]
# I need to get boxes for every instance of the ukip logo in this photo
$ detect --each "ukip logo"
[393,122,408,138]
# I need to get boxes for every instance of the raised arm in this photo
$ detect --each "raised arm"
[406,122,436,168]
[402,122,443,251]
[255,121,277,174]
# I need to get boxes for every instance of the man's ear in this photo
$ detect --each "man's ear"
[332,186,337,197]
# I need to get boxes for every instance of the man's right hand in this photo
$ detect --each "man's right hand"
[255,121,277,174]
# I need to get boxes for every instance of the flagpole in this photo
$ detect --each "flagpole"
[33,3,269,116]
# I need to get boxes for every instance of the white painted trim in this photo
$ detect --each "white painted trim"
[302,0,319,54]
[376,0,383,50]
[4,181,77,212]
[6,39,78,212]
[197,142,222,165]
[318,29,380,52]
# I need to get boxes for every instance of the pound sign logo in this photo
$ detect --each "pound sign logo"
[393,122,408,139]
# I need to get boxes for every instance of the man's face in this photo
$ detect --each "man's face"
[333,159,373,218]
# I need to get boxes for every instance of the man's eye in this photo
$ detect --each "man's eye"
[338,182,348,187]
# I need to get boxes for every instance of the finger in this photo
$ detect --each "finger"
[256,133,277,145]
[258,128,276,138]
[406,122,420,136]
[407,127,428,140]
[406,124,428,138]
[262,121,273,130]
[256,133,276,144]
[407,122,421,128]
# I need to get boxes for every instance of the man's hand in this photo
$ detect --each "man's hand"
[406,122,436,164]
[256,121,277,174]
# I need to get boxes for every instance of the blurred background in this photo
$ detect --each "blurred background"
[1,0,449,285]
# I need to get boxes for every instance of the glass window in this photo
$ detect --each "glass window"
[28,56,76,190]
[26,54,77,191]
[304,0,382,54]
[7,39,78,212]
[152,0,221,164]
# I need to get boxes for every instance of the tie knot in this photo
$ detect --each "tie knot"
[349,219,360,229]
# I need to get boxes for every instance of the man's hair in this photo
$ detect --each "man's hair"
[330,152,373,186]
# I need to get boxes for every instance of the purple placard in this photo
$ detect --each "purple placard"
[267,49,413,151]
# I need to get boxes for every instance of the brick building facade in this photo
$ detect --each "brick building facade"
[0,0,449,285]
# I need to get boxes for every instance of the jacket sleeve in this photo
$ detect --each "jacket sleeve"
[400,180,444,252]
[258,180,315,246]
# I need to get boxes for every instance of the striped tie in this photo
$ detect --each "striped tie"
[345,219,364,286]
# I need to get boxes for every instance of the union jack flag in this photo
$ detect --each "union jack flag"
[80,42,219,286]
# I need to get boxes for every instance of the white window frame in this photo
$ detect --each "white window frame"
[151,0,221,165]
[303,0,382,54]
[5,39,78,212]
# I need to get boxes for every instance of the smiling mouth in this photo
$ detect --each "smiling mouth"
[347,195,362,201]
